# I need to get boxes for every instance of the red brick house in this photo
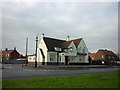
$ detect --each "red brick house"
[0,48,20,60]
[89,49,118,64]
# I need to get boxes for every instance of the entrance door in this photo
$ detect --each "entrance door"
[42,58,45,65]
[65,56,68,65]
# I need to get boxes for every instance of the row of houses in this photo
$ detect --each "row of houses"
[0,34,119,65]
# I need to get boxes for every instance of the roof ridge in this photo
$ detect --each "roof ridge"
[1,49,15,51]
[71,38,82,41]
[0,49,15,54]
[99,49,112,52]
[44,37,66,42]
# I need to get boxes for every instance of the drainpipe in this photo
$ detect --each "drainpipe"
[57,52,59,65]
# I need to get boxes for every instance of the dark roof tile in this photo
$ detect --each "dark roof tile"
[43,37,82,51]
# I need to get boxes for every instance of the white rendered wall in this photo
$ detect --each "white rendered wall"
[28,56,35,62]
[37,38,48,63]
[77,39,89,63]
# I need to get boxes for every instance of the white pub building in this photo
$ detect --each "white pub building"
[35,34,89,65]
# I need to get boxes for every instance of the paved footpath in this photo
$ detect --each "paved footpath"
[2,64,119,79]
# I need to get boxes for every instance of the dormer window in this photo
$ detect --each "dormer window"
[64,49,69,52]
[69,47,73,51]
[54,47,62,51]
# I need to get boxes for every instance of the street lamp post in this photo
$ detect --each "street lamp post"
[35,35,38,67]
[25,38,28,66]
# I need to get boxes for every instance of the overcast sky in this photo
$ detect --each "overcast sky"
[2,0,118,55]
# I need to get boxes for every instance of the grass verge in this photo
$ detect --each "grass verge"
[2,72,118,88]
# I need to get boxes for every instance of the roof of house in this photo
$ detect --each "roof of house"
[0,49,15,54]
[72,38,82,47]
[88,53,100,60]
[43,37,82,51]
[88,53,96,59]
[98,49,117,57]
[89,49,117,61]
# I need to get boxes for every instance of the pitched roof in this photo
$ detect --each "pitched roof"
[88,53,100,60]
[43,37,65,51]
[71,38,82,47]
[0,49,15,54]
[98,49,117,57]
[89,53,96,59]
[43,37,82,51]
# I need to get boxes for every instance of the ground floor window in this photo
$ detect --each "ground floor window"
[50,54,56,61]
[68,57,76,62]
[79,55,85,62]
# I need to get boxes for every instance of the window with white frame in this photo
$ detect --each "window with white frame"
[50,54,56,61]
[64,49,69,52]
[69,47,73,52]
[29,57,31,60]
[82,49,85,53]
[54,47,62,51]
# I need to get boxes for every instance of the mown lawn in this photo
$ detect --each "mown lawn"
[2,72,118,88]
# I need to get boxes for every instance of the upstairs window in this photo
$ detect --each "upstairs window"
[54,47,62,52]
[69,47,73,52]
[64,49,69,52]
[82,48,85,53]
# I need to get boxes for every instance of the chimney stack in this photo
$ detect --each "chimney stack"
[41,33,44,38]
[14,47,16,50]
[66,36,70,41]
[5,48,8,51]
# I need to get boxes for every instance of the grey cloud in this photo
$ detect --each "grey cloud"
[2,2,118,55]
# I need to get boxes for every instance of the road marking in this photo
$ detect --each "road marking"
[9,66,11,68]
[8,69,66,72]
[43,70,47,71]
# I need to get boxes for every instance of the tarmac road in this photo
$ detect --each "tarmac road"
[2,64,119,79]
